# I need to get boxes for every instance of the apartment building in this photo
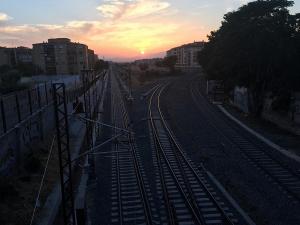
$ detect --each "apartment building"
[32,42,56,74]
[88,49,98,70]
[0,47,11,66]
[51,38,71,75]
[0,46,32,67]
[166,41,205,68]
[32,38,96,75]
[14,47,32,64]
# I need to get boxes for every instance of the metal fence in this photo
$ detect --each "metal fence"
[0,81,82,136]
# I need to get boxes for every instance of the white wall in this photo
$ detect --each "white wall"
[233,86,249,113]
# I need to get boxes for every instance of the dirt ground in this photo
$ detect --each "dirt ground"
[0,132,60,225]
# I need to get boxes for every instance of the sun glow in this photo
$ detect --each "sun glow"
[0,0,210,59]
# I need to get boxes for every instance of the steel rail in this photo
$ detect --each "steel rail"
[190,78,300,203]
[149,84,178,225]
[149,84,204,225]
[127,131,154,225]
[157,83,235,225]
[112,94,123,225]
[112,72,154,225]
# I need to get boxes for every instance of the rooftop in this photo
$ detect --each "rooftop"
[167,41,206,52]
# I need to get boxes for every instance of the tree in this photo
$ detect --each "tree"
[199,0,300,116]
[94,59,109,72]
[139,63,149,71]
[0,69,22,93]
[0,69,21,84]
[163,55,177,71]
[0,65,11,74]
[16,63,42,76]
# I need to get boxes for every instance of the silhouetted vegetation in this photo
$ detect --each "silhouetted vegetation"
[0,69,27,94]
[16,63,42,77]
[156,56,177,71]
[0,63,42,77]
[0,63,41,93]
[139,63,149,71]
[94,59,109,72]
[199,0,300,115]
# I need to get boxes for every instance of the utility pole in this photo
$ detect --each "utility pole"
[52,83,76,225]
[81,69,95,179]
[128,67,133,101]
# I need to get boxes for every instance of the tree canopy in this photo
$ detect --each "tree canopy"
[199,0,300,114]
[0,69,22,94]
[163,55,177,71]
[94,59,109,72]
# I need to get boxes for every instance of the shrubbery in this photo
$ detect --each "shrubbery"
[199,0,300,115]
[0,68,26,94]
[94,59,109,73]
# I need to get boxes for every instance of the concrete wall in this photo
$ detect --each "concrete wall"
[230,87,300,134]
[233,88,300,123]
[0,104,55,175]
[233,86,249,113]
[291,92,300,124]
[0,73,103,176]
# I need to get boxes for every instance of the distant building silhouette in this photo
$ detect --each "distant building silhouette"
[0,46,32,67]
[134,58,162,66]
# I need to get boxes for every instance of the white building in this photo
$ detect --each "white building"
[166,41,205,68]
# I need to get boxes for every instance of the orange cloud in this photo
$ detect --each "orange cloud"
[0,0,208,59]
[97,0,171,19]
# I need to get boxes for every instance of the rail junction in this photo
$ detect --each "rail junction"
[89,66,258,225]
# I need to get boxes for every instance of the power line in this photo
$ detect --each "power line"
[74,114,134,134]
[29,135,56,225]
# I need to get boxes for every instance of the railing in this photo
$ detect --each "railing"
[0,79,83,136]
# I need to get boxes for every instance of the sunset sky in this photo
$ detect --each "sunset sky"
[0,0,299,60]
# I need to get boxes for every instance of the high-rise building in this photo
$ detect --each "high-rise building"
[166,41,205,68]
[14,47,32,65]
[32,38,95,75]
[32,42,56,75]
[50,38,71,75]
[88,49,96,70]
[0,47,11,66]
[74,43,89,73]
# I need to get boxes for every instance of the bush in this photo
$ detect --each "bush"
[17,63,42,77]
[0,65,11,73]
[0,69,21,84]
[23,155,42,173]
[139,63,149,71]
[94,59,109,72]
[0,177,19,199]
[0,69,30,94]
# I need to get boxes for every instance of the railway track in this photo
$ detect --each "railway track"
[190,78,300,204]
[148,84,243,225]
[110,72,156,225]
